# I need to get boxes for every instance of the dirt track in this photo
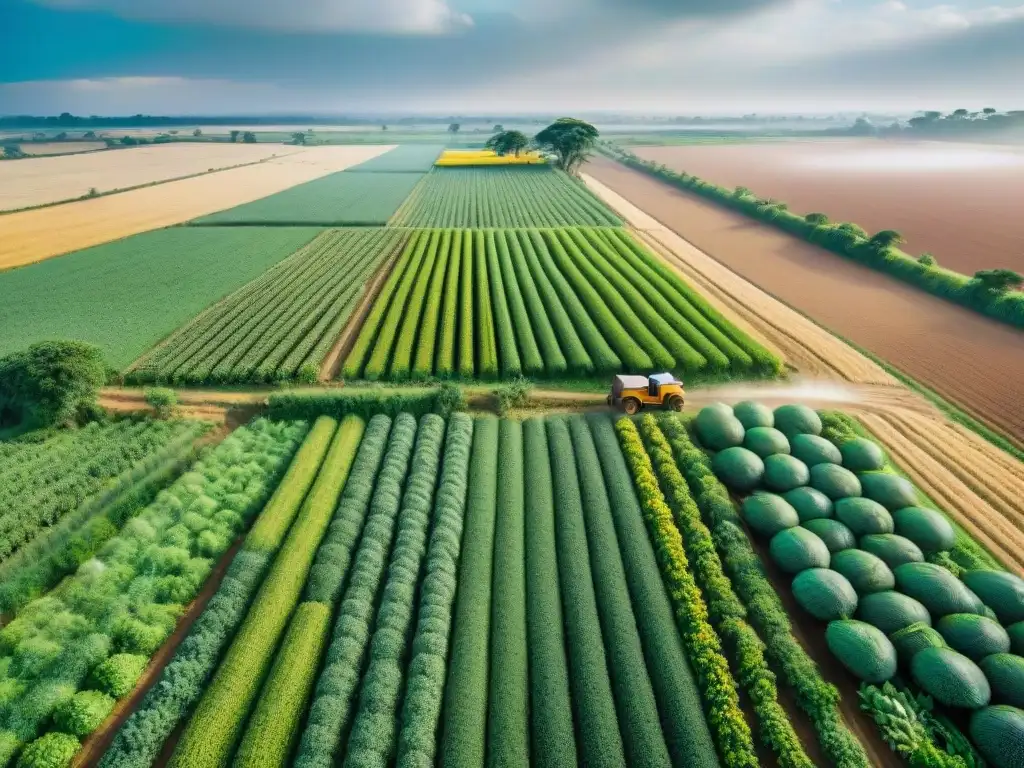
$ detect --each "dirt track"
[633,140,1024,274]
[584,156,1024,443]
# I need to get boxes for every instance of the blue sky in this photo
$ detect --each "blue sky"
[2,0,1022,115]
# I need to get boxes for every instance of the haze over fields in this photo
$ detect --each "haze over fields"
[3,0,1023,114]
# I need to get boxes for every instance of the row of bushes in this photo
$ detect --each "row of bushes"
[638,415,813,768]
[657,414,872,768]
[602,144,1024,329]
[267,384,466,422]
[615,417,759,767]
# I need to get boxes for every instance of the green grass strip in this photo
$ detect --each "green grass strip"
[496,230,544,376]
[486,230,523,378]
[436,230,463,378]
[547,417,626,768]
[474,231,499,378]
[441,415,499,767]
[522,418,577,767]
[458,231,476,378]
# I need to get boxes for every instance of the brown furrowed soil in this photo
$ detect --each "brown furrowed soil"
[0,145,395,268]
[584,156,1024,444]
[632,140,1024,274]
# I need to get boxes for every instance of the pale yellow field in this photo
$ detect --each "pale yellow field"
[16,142,108,157]
[0,142,307,211]
[0,145,395,269]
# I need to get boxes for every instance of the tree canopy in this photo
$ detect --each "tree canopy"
[533,117,600,175]
[971,269,1024,295]
[485,130,530,157]
[0,341,106,430]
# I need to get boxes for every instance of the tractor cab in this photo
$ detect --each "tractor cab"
[608,372,685,415]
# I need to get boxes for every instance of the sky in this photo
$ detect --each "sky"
[1,0,1022,115]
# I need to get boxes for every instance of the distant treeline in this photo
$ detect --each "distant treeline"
[0,113,554,129]
[840,108,1024,138]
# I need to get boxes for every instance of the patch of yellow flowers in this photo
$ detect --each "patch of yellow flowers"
[434,149,546,166]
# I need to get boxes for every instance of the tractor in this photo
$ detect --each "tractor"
[607,373,685,415]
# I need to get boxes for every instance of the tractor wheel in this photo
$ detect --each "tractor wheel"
[623,398,641,415]
[666,395,684,412]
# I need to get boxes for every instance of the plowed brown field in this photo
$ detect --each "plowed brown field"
[632,140,1024,274]
[0,145,395,269]
[585,156,1024,444]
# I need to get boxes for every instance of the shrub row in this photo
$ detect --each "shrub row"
[615,417,758,768]
[487,420,529,765]
[169,416,354,768]
[267,385,466,422]
[638,415,812,768]
[341,414,450,767]
[586,415,719,768]
[568,417,672,767]
[522,418,578,766]
[547,418,627,768]
[293,413,421,768]
[496,230,545,375]
[657,414,872,768]
[440,416,499,766]
[395,413,474,768]
[602,144,1024,330]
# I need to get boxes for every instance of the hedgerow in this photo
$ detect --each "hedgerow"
[586,415,719,768]
[458,231,476,378]
[496,230,545,375]
[268,387,465,423]
[547,417,626,768]
[294,413,420,768]
[412,229,452,379]
[615,417,758,768]
[395,413,474,768]
[390,231,440,380]
[567,417,671,767]
[474,232,499,379]
[486,231,523,378]
[435,231,463,378]
[486,420,529,765]
[657,414,871,768]
[440,416,499,767]
[638,415,811,768]
[169,417,356,768]
[341,414,448,767]
[522,418,577,767]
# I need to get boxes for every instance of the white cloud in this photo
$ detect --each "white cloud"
[32,0,473,33]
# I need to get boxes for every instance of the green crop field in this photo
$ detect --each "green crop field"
[192,171,425,226]
[390,166,623,227]
[0,227,323,369]
[345,144,444,172]
[343,226,780,381]
[127,228,408,384]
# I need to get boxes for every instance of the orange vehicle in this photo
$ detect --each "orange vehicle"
[607,373,685,415]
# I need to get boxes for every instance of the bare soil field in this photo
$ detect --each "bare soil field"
[15,141,108,157]
[632,139,1024,274]
[0,142,305,211]
[0,145,395,268]
[585,156,1024,443]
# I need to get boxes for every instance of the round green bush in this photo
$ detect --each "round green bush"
[970,705,1024,768]
[712,447,765,493]
[695,404,745,451]
[14,733,81,768]
[860,473,918,511]
[963,570,1024,625]
[840,438,886,472]
[770,527,831,574]
[733,400,774,430]
[1008,622,1024,656]
[741,492,800,538]
[53,690,116,737]
[90,653,149,698]
[774,404,822,438]
[809,464,862,501]
[783,486,833,523]
[834,497,894,537]
[894,562,986,619]
[912,646,991,708]
[803,519,857,553]
[937,614,1011,661]
[793,568,858,621]
[892,507,956,554]
[763,454,811,493]
[890,622,946,664]
[859,534,924,568]
[980,654,1024,708]
[826,619,898,683]
[856,591,931,635]
[831,549,895,595]
[790,434,842,467]
[743,426,790,458]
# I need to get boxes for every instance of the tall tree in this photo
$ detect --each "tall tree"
[533,118,599,175]
[242,131,257,143]
[449,123,461,134]
[0,341,106,429]
[229,130,240,142]
[486,130,530,157]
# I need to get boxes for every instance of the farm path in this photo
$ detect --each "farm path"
[583,156,1024,444]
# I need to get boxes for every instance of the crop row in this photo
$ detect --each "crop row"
[127,229,407,385]
[390,166,622,228]
[344,227,781,381]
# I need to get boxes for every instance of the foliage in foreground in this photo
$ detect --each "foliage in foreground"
[0,341,105,431]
